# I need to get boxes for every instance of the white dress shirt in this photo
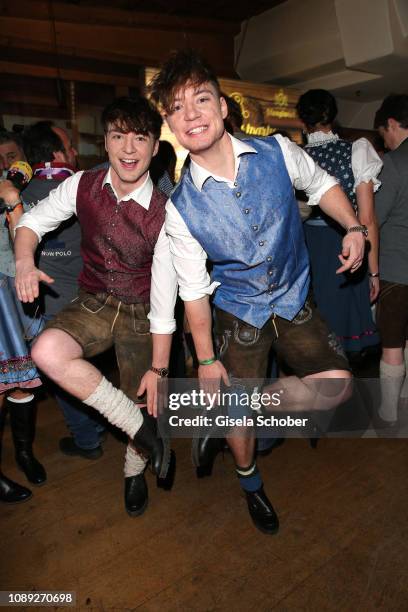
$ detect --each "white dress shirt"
[16,169,177,334]
[160,133,338,303]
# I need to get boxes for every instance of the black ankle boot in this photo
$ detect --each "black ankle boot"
[133,412,171,480]
[0,471,32,504]
[9,401,47,486]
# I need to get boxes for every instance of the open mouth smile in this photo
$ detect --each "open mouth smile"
[120,159,138,169]
[186,126,208,135]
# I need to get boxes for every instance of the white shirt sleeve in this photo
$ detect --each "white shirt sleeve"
[165,200,220,302]
[17,171,83,241]
[351,138,382,192]
[274,134,338,206]
[148,225,178,334]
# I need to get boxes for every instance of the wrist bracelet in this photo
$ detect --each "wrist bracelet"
[198,356,216,366]
[368,272,379,278]
[6,200,22,211]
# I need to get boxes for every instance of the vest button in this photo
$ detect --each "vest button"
[259,241,265,246]
[236,192,241,198]
[266,256,272,262]
[252,225,258,231]
[244,208,250,214]
[268,270,273,276]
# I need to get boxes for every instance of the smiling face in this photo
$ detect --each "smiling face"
[164,81,228,158]
[105,123,158,197]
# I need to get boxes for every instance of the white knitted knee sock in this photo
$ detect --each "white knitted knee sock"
[378,361,405,423]
[399,347,408,399]
[124,443,147,478]
[84,377,143,438]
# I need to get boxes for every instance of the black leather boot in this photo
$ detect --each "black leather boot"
[124,473,148,517]
[9,401,47,486]
[0,408,32,503]
[132,412,171,479]
[0,472,32,504]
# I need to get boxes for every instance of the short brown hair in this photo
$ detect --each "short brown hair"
[149,49,221,113]
[101,96,162,140]
[374,94,408,130]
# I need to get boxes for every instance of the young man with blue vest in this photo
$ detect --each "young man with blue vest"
[11,97,177,516]
[149,50,367,535]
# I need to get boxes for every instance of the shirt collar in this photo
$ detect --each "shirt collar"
[189,133,257,191]
[102,168,153,209]
[307,130,339,146]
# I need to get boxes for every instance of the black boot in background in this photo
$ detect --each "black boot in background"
[8,400,47,486]
[0,404,32,503]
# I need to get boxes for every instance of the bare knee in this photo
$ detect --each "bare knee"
[31,329,82,375]
[304,370,353,408]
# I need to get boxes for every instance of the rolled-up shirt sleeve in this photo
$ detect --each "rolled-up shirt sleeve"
[148,225,178,334]
[17,171,82,240]
[274,134,338,206]
[351,138,382,192]
[165,200,220,302]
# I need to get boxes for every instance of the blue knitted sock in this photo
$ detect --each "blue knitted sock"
[236,461,262,492]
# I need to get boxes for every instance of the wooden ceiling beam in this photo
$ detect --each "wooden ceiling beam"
[0,45,141,76]
[0,101,69,120]
[0,36,141,66]
[0,60,141,87]
[1,15,235,75]
[0,89,61,107]
[0,0,239,35]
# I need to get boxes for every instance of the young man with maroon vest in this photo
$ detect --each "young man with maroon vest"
[12,97,177,516]
[148,50,367,535]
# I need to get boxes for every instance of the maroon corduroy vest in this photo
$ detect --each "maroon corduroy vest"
[76,168,166,303]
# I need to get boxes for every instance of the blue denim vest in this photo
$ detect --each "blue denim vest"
[172,136,310,328]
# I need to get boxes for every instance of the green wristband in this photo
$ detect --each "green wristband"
[198,356,216,366]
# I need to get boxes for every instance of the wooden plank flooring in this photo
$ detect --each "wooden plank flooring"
[1,392,408,611]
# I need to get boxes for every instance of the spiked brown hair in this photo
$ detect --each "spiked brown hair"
[149,49,221,114]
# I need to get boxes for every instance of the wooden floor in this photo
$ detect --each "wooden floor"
[1,389,408,611]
